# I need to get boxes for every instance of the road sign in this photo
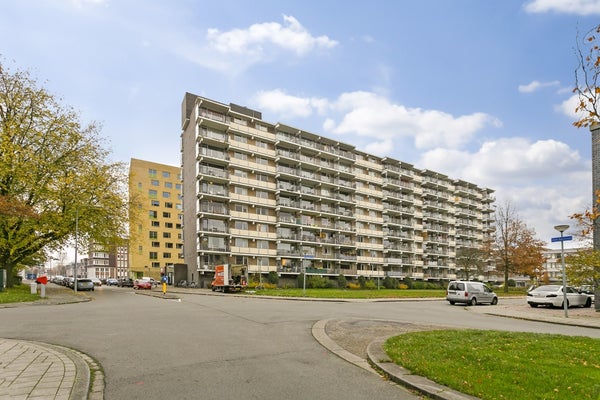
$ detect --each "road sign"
[551,235,573,242]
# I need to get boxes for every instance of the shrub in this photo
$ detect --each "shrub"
[364,280,376,289]
[267,271,279,285]
[337,274,347,289]
[358,275,367,289]
[398,283,409,290]
[383,276,397,289]
[347,283,360,290]
[402,277,412,289]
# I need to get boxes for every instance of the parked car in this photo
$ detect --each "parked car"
[75,278,95,291]
[446,280,498,306]
[90,277,102,286]
[118,279,134,287]
[527,285,592,308]
[106,278,119,286]
[133,279,152,290]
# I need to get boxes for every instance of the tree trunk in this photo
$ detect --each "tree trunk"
[4,262,16,288]
[591,125,600,311]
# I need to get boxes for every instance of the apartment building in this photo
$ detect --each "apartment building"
[128,158,184,280]
[180,93,495,286]
[82,243,129,280]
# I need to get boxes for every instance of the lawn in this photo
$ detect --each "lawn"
[0,284,39,304]
[384,330,600,400]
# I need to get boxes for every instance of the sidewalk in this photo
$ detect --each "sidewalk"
[1,286,598,399]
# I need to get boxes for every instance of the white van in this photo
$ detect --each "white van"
[446,280,498,306]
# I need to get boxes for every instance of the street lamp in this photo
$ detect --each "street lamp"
[74,208,79,293]
[554,224,569,318]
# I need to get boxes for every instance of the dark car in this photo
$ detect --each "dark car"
[118,279,134,287]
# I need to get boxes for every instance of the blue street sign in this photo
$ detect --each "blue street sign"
[551,236,573,242]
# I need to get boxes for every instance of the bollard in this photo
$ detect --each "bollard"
[40,284,46,298]
[30,282,37,294]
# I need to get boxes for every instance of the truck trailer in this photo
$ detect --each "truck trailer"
[210,264,247,292]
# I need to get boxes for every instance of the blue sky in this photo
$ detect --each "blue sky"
[2,0,599,247]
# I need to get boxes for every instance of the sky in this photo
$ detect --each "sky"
[1,0,599,250]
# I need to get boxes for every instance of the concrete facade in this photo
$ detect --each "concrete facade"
[180,93,496,285]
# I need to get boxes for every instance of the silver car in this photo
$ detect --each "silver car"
[446,280,498,306]
[75,278,95,291]
[527,285,592,308]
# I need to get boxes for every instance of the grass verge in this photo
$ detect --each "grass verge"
[249,288,446,299]
[0,284,39,304]
[384,330,600,400]
[248,287,525,299]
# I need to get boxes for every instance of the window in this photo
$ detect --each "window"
[152,242,160,248]
[232,169,247,178]
[163,232,171,238]
[234,186,247,196]
[235,221,248,230]
[149,168,157,178]
[234,204,248,213]
[151,221,160,227]
[256,173,269,182]
[175,183,182,190]
[163,253,172,259]
[165,202,173,208]
[149,252,158,260]
[256,157,268,165]
[162,171,171,178]
[256,139,267,148]
[256,207,269,216]
[234,152,247,161]
[165,243,174,249]
[257,223,268,233]
[233,133,247,143]
[256,190,268,199]
[256,240,269,249]
[149,190,157,198]
[151,180,159,186]
[162,191,171,198]
[149,231,158,239]
[149,211,157,219]
[151,200,159,207]
[235,238,248,247]
[165,182,173,189]
[165,222,173,228]
[163,212,171,218]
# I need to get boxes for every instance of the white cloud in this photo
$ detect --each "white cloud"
[253,89,329,119]
[556,93,583,121]
[419,137,585,187]
[524,0,600,15]
[206,15,337,57]
[518,80,560,93]
[253,89,501,155]
[326,91,500,150]
[176,15,338,74]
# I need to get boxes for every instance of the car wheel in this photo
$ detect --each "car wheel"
[529,303,538,308]
[584,297,592,308]
[449,301,455,305]
[560,300,569,309]
[491,297,498,305]
[469,297,477,306]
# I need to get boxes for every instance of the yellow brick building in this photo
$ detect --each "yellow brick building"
[128,158,184,280]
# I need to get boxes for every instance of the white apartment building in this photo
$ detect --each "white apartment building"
[180,93,495,287]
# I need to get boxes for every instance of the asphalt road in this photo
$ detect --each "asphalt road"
[1,286,599,400]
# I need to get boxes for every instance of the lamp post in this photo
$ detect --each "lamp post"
[554,224,569,318]
[74,208,79,293]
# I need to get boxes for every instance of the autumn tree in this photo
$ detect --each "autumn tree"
[0,60,129,287]
[493,202,545,293]
[568,207,600,311]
